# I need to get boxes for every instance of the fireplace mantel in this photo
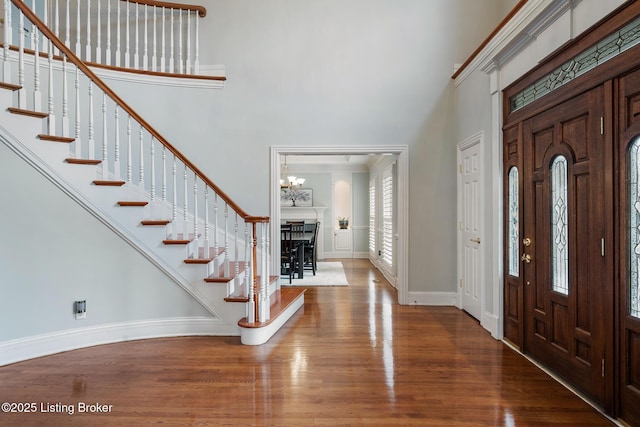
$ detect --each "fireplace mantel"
[280,206,327,222]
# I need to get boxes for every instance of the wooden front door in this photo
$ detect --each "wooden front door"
[520,85,612,406]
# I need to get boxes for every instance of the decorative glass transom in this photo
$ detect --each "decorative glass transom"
[508,167,519,277]
[629,138,640,318]
[551,156,569,295]
[510,15,640,112]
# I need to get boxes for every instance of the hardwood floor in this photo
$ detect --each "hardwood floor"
[0,259,615,426]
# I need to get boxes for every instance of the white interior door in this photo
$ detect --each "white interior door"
[458,136,484,320]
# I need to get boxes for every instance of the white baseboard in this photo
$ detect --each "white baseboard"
[407,291,457,306]
[0,317,237,367]
[481,311,501,339]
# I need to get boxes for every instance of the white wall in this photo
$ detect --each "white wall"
[0,141,213,343]
[110,0,508,298]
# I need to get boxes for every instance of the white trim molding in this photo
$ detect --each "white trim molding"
[0,317,232,367]
[407,292,457,306]
[270,145,409,304]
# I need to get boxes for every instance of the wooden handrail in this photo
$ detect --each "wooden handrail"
[11,0,261,221]
[451,0,528,80]
[121,0,207,18]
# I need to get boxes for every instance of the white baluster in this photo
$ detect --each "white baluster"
[160,7,166,73]
[125,0,130,68]
[172,155,178,238]
[143,4,148,70]
[138,127,144,195]
[114,106,120,180]
[101,93,108,179]
[18,10,26,109]
[115,0,121,67]
[203,186,210,259]
[106,0,112,65]
[86,0,92,62]
[194,12,200,74]
[47,40,55,134]
[88,81,95,160]
[152,5,157,72]
[30,1,35,50]
[213,193,219,260]
[95,0,101,63]
[246,224,255,324]
[260,223,270,321]
[126,116,133,193]
[54,0,60,55]
[178,9,183,74]
[185,11,191,75]
[134,2,139,69]
[42,0,48,54]
[4,0,12,81]
[161,146,167,219]
[169,8,174,73]
[33,24,41,112]
[65,0,70,48]
[183,165,189,238]
[224,204,230,277]
[150,137,156,217]
[244,223,251,297]
[192,174,198,257]
[75,0,81,57]
[62,56,69,137]
[234,215,239,282]
[74,65,81,157]
[5,0,11,46]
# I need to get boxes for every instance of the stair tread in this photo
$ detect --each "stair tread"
[8,107,48,118]
[204,261,247,282]
[118,201,148,206]
[66,158,102,165]
[163,233,198,245]
[0,82,21,91]
[184,247,225,263]
[93,180,126,186]
[238,288,306,328]
[38,134,75,143]
[141,219,171,226]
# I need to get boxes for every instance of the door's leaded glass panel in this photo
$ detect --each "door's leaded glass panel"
[551,156,569,295]
[510,15,640,112]
[629,138,640,318]
[508,167,519,277]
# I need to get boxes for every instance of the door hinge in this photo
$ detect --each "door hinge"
[459,164,462,173]
[459,279,463,288]
[601,358,605,377]
[601,238,605,257]
[600,116,604,135]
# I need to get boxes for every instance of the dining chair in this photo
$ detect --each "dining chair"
[280,224,299,284]
[303,222,320,276]
[286,220,305,234]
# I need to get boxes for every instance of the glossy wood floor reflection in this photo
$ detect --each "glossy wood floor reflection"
[0,259,615,426]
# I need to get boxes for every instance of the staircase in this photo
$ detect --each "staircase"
[0,0,304,347]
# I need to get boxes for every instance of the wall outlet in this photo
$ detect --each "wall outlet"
[75,300,86,320]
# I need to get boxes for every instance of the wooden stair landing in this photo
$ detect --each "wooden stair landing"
[238,288,306,329]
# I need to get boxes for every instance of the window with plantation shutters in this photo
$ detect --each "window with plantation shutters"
[369,179,376,256]
[382,164,393,268]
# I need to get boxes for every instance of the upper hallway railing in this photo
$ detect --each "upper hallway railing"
[2,0,271,324]
[15,0,207,75]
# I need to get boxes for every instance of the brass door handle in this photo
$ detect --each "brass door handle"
[470,238,481,244]
[521,254,531,263]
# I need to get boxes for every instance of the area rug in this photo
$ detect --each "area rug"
[283,262,349,286]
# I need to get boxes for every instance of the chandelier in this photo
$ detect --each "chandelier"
[280,156,307,206]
